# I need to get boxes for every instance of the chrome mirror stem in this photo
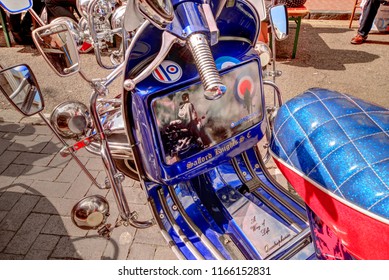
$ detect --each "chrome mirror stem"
[37,112,103,189]
[89,88,154,229]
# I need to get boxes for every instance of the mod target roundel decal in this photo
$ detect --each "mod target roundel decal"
[152,60,182,83]
[235,75,255,104]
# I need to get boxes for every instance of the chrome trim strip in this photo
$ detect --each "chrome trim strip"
[254,145,306,209]
[148,197,186,260]
[168,186,227,260]
[242,151,307,222]
[157,187,206,260]
[231,157,303,230]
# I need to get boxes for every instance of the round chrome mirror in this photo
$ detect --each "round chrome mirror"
[50,101,91,139]
[71,195,110,230]
[137,0,174,29]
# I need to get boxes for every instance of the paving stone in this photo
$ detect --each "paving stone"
[13,152,54,167]
[0,192,22,211]
[2,132,37,142]
[0,151,20,166]
[0,113,23,126]
[28,180,71,198]
[21,124,53,135]
[0,123,25,133]
[106,184,147,206]
[51,236,107,260]
[154,246,178,260]
[33,197,79,216]
[4,213,50,255]
[0,138,12,155]
[40,140,62,154]
[127,242,156,260]
[24,249,52,260]
[55,160,84,183]
[0,165,7,174]
[64,170,97,199]
[41,215,86,237]
[101,226,136,260]
[34,135,53,143]
[31,234,60,251]
[0,253,24,260]
[0,230,15,252]
[85,157,104,171]
[0,176,15,191]
[133,224,166,246]
[0,211,7,223]
[5,178,33,194]
[7,140,47,153]
[19,165,62,181]
[0,195,40,231]
[48,153,70,168]
[0,164,26,178]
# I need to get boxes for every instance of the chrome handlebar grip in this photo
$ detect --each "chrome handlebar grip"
[188,33,226,100]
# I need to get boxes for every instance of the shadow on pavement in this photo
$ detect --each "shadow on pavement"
[0,122,122,259]
[276,23,381,71]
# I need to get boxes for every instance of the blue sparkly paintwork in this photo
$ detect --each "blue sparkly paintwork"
[270,88,389,222]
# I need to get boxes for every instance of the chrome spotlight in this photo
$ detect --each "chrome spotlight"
[255,42,272,67]
[71,195,110,230]
[77,0,92,18]
[50,101,91,139]
[111,5,126,35]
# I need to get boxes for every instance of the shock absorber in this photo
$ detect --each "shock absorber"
[188,33,226,100]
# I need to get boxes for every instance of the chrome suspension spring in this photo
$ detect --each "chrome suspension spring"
[188,33,226,100]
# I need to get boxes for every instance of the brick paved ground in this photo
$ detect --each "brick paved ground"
[0,113,177,260]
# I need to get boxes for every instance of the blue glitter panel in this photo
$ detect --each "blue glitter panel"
[273,104,292,133]
[353,132,389,164]
[308,88,343,99]
[274,117,307,157]
[339,168,389,215]
[353,97,388,112]
[337,113,382,140]
[307,162,338,193]
[271,88,389,221]
[369,196,389,220]
[321,96,361,118]
[293,101,333,135]
[288,140,321,175]
[322,142,368,187]
[368,112,389,131]
[371,160,389,187]
[309,120,349,159]
[283,91,320,115]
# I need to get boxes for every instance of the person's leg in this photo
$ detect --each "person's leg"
[45,0,77,22]
[358,0,381,37]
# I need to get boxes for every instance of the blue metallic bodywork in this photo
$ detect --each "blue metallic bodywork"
[122,0,315,259]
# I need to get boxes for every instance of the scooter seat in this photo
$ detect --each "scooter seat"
[270,88,389,222]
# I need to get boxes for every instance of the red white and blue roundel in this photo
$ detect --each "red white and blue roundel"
[234,75,255,104]
[152,60,182,83]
